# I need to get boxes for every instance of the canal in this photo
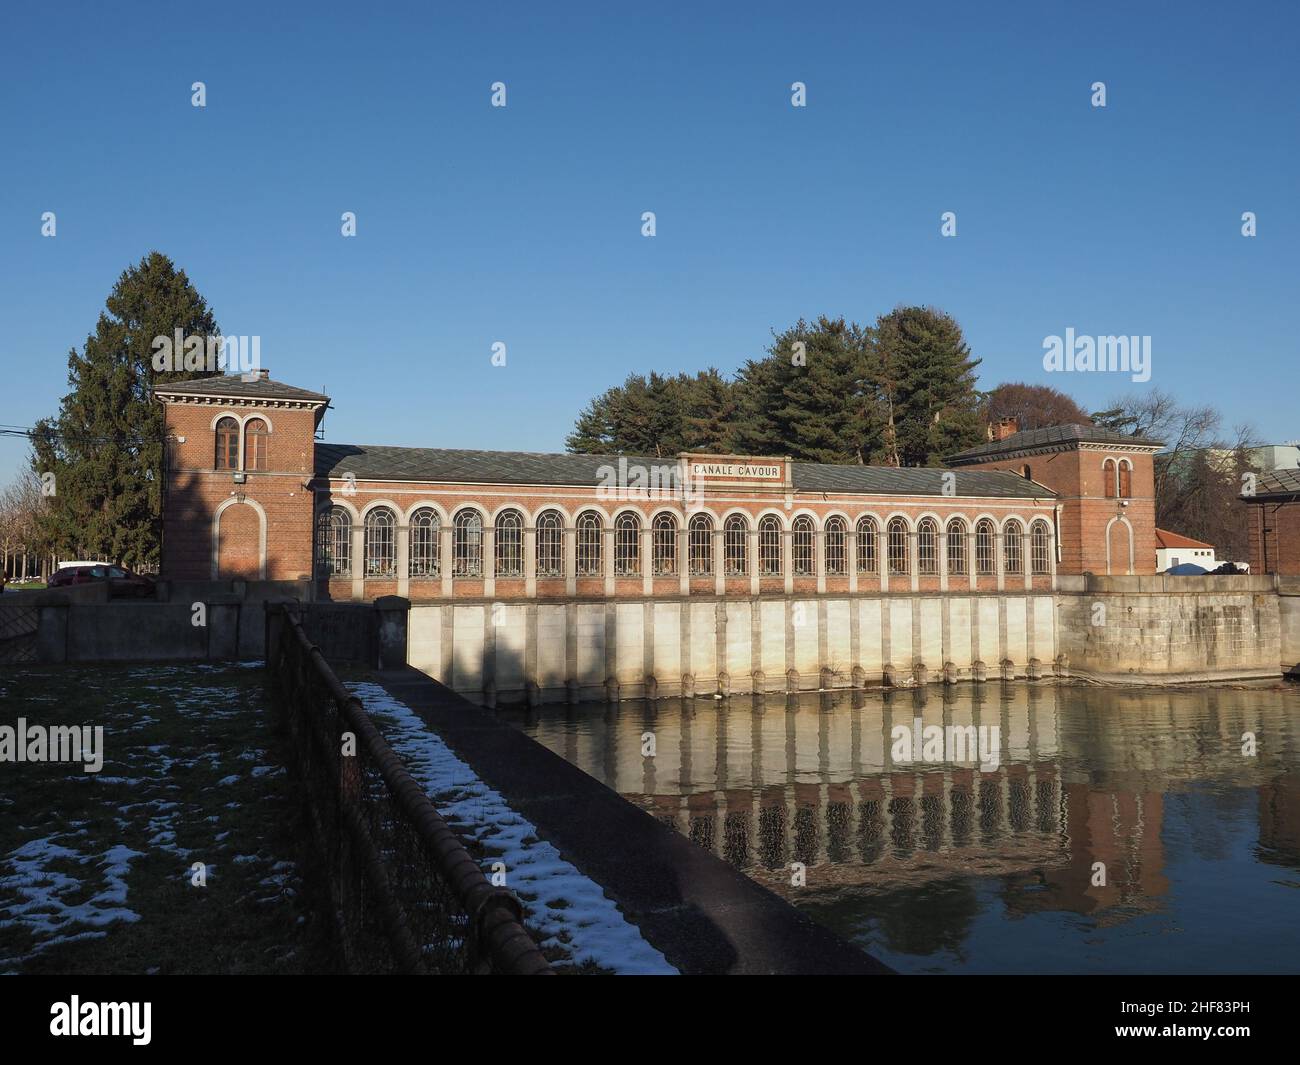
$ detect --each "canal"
[501,681,1300,974]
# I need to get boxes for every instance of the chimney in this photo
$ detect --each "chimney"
[255,368,269,381]
[988,416,1019,442]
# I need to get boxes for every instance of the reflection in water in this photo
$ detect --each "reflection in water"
[502,682,1300,973]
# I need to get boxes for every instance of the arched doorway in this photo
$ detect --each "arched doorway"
[1105,517,1134,576]
[213,498,267,579]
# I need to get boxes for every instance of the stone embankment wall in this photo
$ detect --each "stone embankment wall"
[410,593,1059,705]
[1055,574,1283,684]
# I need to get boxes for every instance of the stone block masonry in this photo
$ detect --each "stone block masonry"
[1056,574,1283,683]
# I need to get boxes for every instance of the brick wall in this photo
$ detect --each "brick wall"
[952,447,1158,575]
[1247,498,1300,574]
[161,401,317,580]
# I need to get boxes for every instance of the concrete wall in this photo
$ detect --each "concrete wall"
[1280,577,1300,678]
[1056,574,1283,683]
[410,592,1061,705]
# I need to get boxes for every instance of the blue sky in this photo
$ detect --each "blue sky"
[2,0,1296,484]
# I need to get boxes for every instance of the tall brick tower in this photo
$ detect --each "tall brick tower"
[154,372,330,581]
[948,423,1164,575]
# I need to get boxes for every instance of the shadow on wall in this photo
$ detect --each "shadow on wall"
[166,465,294,584]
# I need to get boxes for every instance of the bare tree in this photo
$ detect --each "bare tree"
[0,467,49,581]
[1094,390,1258,559]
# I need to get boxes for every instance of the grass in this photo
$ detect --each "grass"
[0,663,337,974]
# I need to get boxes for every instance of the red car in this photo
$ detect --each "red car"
[47,563,155,598]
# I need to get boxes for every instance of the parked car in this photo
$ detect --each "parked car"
[47,563,156,598]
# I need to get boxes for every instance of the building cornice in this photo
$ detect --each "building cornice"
[155,391,329,413]
[950,440,1164,465]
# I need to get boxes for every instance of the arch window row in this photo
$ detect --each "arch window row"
[314,507,1055,580]
[214,417,270,472]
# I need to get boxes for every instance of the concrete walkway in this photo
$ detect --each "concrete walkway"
[373,667,891,975]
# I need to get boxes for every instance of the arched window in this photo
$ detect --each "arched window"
[856,516,878,574]
[946,519,967,575]
[535,510,564,578]
[244,418,268,471]
[1118,459,1132,499]
[409,508,440,578]
[1020,464,1032,481]
[215,417,239,470]
[688,513,714,576]
[1003,520,1023,574]
[1103,458,1118,499]
[1031,520,1052,575]
[975,519,996,575]
[917,518,938,575]
[316,506,352,577]
[614,513,641,577]
[364,508,396,577]
[652,513,678,577]
[724,515,748,576]
[758,516,783,577]
[825,517,847,576]
[576,511,603,577]
[792,516,815,576]
[494,509,524,578]
[452,509,484,578]
[887,518,910,575]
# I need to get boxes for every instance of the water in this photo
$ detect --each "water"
[500,682,1300,974]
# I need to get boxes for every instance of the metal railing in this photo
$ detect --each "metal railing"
[265,602,552,974]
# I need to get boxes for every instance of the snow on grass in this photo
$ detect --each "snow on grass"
[0,834,142,969]
[348,682,676,976]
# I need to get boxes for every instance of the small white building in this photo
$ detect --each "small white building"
[1155,528,1217,572]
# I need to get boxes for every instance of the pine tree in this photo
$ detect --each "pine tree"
[565,370,741,456]
[874,306,984,466]
[680,369,738,453]
[731,317,883,464]
[30,252,221,570]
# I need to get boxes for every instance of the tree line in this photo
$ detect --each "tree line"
[566,308,1090,465]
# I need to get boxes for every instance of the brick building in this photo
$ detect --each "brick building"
[155,374,1164,598]
[1244,469,1300,575]
[948,421,1164,576]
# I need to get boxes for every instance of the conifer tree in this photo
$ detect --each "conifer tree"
[30,252,221,570]
[874,305,984,466]
[731,317,883,464]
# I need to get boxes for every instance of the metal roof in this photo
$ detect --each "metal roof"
[155,373,330,403]
[947,423,1163,465]
[315,443,1056,499]
[1250,468,1300,497]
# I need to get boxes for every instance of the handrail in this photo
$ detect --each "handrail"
[266,601,552,975]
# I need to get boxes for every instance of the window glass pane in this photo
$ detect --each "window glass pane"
[364,509,396,577]
[825,518,846,576]
[409,509,440,578]
[494,510,524,578]
[652,515,678,577]
[614,514,640,577]
[453,511,483,578]
[856,518,877,573]
[946,521,967,574]
[536,511,564,578]
[888,519,909,575]
[724,516,748,576]
[688,515,713,576]
[576,512,603,577]
[792,517,814,576]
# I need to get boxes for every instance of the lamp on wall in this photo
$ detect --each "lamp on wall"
[233,472,247,484]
